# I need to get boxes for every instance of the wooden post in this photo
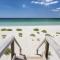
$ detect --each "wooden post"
[45,40,49,59]
[20,48,22,55]
[37,49,38,55]
[11,41,14,60]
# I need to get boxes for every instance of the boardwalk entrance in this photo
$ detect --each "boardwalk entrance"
[0,34,60,60]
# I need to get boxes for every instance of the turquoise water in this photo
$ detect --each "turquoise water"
[0,18,60,26]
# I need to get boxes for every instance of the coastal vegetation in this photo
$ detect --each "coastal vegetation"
[4,48,11,55]
[19,33,23,37]
[1,28,7,31]
[16,28,22,31]
[30,33,35,37]
[41,29,47,33]
[1,28,12,31]
[2,35,6,38]
[33,28,39,31]
[33,28,40,34]
[7,29,12,31]
[56,32,60,34]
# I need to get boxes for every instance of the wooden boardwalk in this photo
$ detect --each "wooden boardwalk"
[0,34,60,60]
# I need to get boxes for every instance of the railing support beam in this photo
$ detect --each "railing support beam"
[45,40,49,60]
[11,41,14,60]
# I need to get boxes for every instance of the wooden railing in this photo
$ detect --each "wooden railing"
[46,34,60,58]
[36,34,60,60]
[36,40,45,56]
[36,37,49,60]
[0,35,22,60]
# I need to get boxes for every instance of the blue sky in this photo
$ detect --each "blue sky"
[0,0,60,18]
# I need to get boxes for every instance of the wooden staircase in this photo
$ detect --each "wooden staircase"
[1,34,60,60]
[12,54,44,60]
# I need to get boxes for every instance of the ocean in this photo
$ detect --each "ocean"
[0,18,60,26]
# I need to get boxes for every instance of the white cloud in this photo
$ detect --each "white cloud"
[31,0,58,6]
[52,9,59,12]
[45,0,53,2]
[56,7,60,10]
[52,7,60,12]
[22,4,26,8]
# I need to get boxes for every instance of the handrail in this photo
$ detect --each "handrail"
[0,35,22,58]
[45,34,60,58]
[36,34,50,59]
[36,39,45,55]
[14,38,22,54]
[36,34,52,55]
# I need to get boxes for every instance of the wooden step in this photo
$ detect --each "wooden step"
[15,58,24,60]
[14,55,27,60]
[27,55,43,60]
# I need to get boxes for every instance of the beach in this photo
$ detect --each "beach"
[0,26,60,60]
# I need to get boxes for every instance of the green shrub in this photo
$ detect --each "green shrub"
[2,35,6,38]
[30,34,35,37]
[41,30,47,33]
[19,33,23,37]
[16,29,22,31]
[1,28,12,31]
[37,32,40,34]
[33,28,39,31]
[1,28,7,31]
[56,32,60,34]
[7,29,12,31]
[4,48,11,55]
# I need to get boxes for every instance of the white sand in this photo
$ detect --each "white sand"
[0,26,60,60]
